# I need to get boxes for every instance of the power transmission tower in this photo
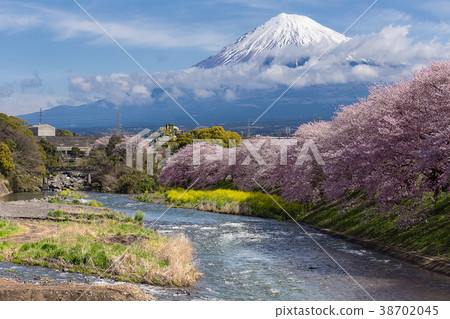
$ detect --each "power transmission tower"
[116,111,122,135]
[39,107,42,125]
[247,119,251,137]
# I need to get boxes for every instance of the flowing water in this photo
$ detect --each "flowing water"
[1,192,449,300]
[0,191,55,202]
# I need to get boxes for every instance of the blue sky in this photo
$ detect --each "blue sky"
[0,0,449,115]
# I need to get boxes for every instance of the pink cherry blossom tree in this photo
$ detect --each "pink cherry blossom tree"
[159,142,231,188]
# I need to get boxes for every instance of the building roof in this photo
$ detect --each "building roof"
[32,124,55,129]
[37,136,98,148]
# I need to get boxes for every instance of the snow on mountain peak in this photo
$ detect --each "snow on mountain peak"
[195,13,349,68]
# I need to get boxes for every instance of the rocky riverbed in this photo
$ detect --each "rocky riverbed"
[0,197,105,218]
[45,172,89,191]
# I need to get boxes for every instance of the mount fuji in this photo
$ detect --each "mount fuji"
[20,13,370,132]
[195,13,349,68]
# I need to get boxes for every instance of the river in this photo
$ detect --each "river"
[1,192,449,300]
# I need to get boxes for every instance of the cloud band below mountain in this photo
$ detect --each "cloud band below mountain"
[67,25,450,106]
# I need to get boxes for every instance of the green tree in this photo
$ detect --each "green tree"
[0,113,33,137]
[176,126,241,148]
[0,142,14,174]
[106,135,122,157]
[114,169,157,194]
[56,129,74,136]
[39,139,60,167]
[71,147,83,158]
[1,114,45,191]
[4,138,17,152]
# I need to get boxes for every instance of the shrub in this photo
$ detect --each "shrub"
[134,210,146,223]
[48,198,64,204]
[60,190,87,199]
[115,170,157,194]
[88,200,103,207]
[48,210,64,218]
[0,142,14,174]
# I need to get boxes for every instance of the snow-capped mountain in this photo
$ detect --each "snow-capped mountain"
[195,13,349,68]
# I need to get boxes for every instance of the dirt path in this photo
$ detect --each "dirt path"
[0,200,107,219]
[0,278,154,301]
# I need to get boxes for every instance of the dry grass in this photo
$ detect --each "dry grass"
[110,232,200,286]
[158,233,200,286]
[0,219,201,287]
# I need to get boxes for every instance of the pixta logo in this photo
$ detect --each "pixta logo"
[126,129,172,175]
[192,138,324,166]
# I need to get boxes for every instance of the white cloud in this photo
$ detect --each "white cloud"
[131,85,149,96]
[69,76,92,93]
[351,65,379,80]
[67,25,450,106]
[0,1,230,50]
[193,89,215,99]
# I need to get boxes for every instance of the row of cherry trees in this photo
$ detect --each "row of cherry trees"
[160,62,449,207]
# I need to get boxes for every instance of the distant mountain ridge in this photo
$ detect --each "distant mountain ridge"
[19,13,369,130]
[195,13,348,68]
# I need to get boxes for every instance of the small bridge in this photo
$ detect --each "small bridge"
[47,166,95,174]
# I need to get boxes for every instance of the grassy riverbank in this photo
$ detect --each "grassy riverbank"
[0,219,24,238]
[134,189,450,260]
[135,189,305,219]
[301,193,450,259]
[0,206,200,287]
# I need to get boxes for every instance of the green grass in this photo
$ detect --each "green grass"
[133,192,166,204]
[48,210,64,218]
[157,188,305,220]
[48,196,103,207]
[299,193,450,259]
[0,216,199,287]
[0,219,23,238]
[47,209,136,223]
[59,190,87,199]
[87,200,103,207]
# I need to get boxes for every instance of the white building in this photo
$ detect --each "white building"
[31,124,56,137]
